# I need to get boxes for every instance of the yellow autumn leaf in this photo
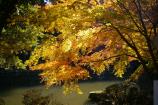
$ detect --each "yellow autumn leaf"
[61,39,72,52]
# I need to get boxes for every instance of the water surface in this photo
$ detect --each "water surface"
[0,81,119,105]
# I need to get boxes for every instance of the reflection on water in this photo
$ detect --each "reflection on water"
[0,81,119,105]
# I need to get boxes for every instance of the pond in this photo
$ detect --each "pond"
[0,81,119,105]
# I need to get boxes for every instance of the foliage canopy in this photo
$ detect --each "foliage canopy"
[1,0,158,93]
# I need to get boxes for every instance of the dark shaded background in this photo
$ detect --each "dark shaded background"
[154,81,158,105]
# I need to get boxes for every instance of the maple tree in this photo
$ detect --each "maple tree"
[1,0,158,93]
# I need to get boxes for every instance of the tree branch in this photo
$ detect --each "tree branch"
[117,0,144,35]
[110,24,149,71]
[78,54,137,64]
[134,0,148,34]
[134,0,158,70]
